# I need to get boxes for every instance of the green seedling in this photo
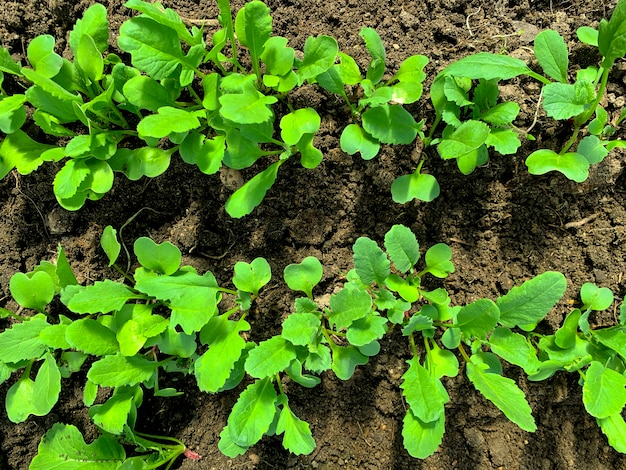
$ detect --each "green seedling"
[0,0,334,216]
[1,226,625,463]
[0,225,272,467]
[315,28,428,166]
[422,0,626,186]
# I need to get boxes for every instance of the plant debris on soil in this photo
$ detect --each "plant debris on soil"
[1,0,626,469]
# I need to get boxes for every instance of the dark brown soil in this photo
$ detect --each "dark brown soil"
[1,0,626,469]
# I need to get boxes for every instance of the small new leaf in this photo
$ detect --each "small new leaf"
[283,257,323,299]
[233,257,271,296]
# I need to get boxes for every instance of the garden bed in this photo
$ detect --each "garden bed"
[1,0,626,468]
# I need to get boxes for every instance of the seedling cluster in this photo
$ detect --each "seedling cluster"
[1,224,625,466]
[1,0,626,467]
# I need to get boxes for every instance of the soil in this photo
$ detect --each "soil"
[1,0,626,469]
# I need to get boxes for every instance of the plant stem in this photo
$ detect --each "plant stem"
[457,342,471,363]
[560,67,610,154]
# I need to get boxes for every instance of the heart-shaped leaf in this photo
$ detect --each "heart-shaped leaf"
[283,257,323,299]
[134,237,181,275]
[10,271,55,312]
[526,149,589,182]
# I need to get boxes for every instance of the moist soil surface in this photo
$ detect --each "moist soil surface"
[1,0,626,469]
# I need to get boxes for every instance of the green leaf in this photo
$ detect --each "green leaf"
[236,1,272,69]
[0,46,22,74]
[438,120,490,162]
[116,307,168,357]
[479,102,520,126]
[488,327,541,374]
[297,35,339,82]
[134,237,182,275]
[534,29,569,83]
[39,324,70,350]
[101,226,121,267]
[283,257,323,299]
[66,319,119,356]
[63,280,140,314]
[542,81,594,119]
[118,17,200,84]
[396,54,428,84]
[180,132,225,175]
[30,423,125,470]
[400,358,445,422]
[122,75,174,112]
[219,90,277,124]
[466,361,537,432]
[496,271,567,329]
[384,274,419,302]
[276,396,316,455]
[346,315,388,346]
[526,149,589,183]
[0,130,55,179]
[135,270,219,334]
[402,314,434,336]
[218,425,249,458]
[598,0,626,67]
[8,353,60,423]
[87,353,158,387]
[27,35,63,78]
[598,413,626,453]
[280,108,321,146]
[330,343,369,380]
[485,128,522,155]
[424,243,455,278]
[428,344,459,378]
[359,27,386,84]
[77,34,104,82]
[441,52,533,80]
[225,160,283,218]
[0,314,48,363]
[282,313,321,346]
[69,3,109,54]
[246,336,297,378]
[578,26,599,46]
[233,257,271,296]
[53,159,89,200]
[591,328,626,358]
[124,0,200,46]
[577,135,608,164]
[137,106,203,139]
[10,271,54,313]
[353,237,390,287]
[55,245,78,289]
[329,286,373,330]
[196,315,250,393]
[383,224,420,273]
[0,94,27,134]
[362,104,418,145]
[108,147,172,180]
[152,326,196,358]
[339,124,380,160]
[580,282,614,311]
[227,377,278,447]
[402,409,445,459]
[582,361,626,419]
[457,299,500,340]
[89,392,134,435]
[261,36,295,76]
[391,171,440,203]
